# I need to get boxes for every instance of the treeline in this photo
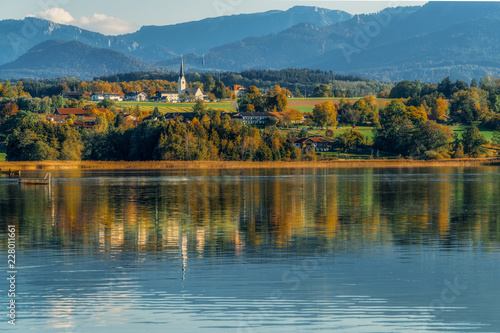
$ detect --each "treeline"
[0,69,393,98]
[386,77,500,128]
[1,104,304,162]
[373,99,488,159]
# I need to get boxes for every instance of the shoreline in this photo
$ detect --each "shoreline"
[1,158,499,171]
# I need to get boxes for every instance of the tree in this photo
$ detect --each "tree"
[97,98,116,109]
[238,86,265,112]
[204,74,215,93]
[461,126,487,157]
[293,87,304,98]
[312,101,338,128]
[449,88,490,123]
[312,84,332,97]
[282,108,303,127]
[410,121,453,156]
[266,93,288,112]
[212,81,227,99]
[335,130,365,152]
[432,97,448,120]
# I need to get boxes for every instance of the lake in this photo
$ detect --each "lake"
[1,167,499,332]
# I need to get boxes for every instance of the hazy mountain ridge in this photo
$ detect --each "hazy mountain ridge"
[0,40,156,80]
[3,3,500,82]
[0,6,353,66]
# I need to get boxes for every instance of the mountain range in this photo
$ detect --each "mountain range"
[2,3,500,82]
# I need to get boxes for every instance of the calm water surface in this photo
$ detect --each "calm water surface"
[1,167,500,332]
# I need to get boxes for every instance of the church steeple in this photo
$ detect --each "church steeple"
[178,55,186,95]
[180,55,185,78]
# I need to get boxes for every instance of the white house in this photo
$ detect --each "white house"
[125,92,147,102]
[91,93,124,102]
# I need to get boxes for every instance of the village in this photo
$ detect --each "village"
[43,58,353,156]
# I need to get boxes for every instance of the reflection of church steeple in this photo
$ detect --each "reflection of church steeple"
[178,55,187,95]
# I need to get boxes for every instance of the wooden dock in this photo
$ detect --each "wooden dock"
[19,173,51,186]
[0,169,21,177]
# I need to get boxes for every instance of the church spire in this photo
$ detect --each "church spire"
[178,55,187,95]
[180,55,185,78]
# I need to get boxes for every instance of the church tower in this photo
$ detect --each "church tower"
[178,55,187,95]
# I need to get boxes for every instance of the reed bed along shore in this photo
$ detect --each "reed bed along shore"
[1,158,499,172]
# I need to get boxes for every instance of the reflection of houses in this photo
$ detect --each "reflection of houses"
[228,85,247,97]
[231,112,277,125]
[91,93,124,102]
[291,137,333,152]
[125,92,147,102]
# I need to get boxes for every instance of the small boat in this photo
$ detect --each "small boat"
[19,173,51,185]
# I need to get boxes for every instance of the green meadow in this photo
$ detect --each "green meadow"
[116,101,237,113]
[0,146,6,162]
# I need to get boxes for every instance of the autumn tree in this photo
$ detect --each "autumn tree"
[312,101,338,128]
[335,130,365,152]
[238,86,265,112]
[432,97,448,120]
[449,88,490,123]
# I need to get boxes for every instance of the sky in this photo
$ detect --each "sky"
[0,0,427,35]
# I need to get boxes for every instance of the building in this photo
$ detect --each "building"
[157,91,180,103]
[91,93,124,102]
[292,137,333,152]
[229,85,247,97]
[125,92,147,102]
[55,108,88,116]
[55,108,107,116]
[231,112,277,125]
[156,56,204,103]
[62,92,84,100]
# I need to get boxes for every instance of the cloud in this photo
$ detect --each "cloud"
[37,8,75,25]
[33,8,137,35]
[78,14,137,35]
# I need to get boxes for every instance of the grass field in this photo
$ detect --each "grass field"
[453,125,496,141]
[307,126,375,142]
[0,145,5,162]
[116,101,237,113]
[306,125,496,144]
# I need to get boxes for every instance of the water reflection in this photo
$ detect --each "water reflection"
[2,168,500,252]
[0,167,499,332]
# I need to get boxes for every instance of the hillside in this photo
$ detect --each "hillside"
[0,40,156,80]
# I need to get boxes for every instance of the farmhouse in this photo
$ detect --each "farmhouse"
[229,85,247,97]
[55,108,88,116]
[292,137,333,152]
[156,91,180,103]
[125,92,147,102]
[231,112,277,125]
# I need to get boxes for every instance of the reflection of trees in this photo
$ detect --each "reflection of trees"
[1,167,500,253]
